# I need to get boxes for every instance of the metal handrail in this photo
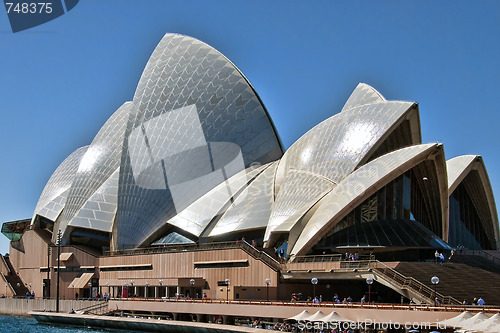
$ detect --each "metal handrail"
[339,259,373,269]
[107,241,239,256]
[106,240,281,271]
[13,266,30,295]
[110,297,500,313]
[0,273,15,295]
[76,299,109,314]
[52,244,101,258]
[0,256,11,275]
[238,241,281,270]
[292,254,374,263]
[373,260,461,305]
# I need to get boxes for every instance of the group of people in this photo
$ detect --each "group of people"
[291,293,357,305]
[344,252,359,261]
[434,250,445,264]
[333,294,354,304]
[272,321,294,331]
[258,319,360,332]
[25,291,35,299]
[236,238,258,248]
[464,297,486,306]
[74,291,110,300]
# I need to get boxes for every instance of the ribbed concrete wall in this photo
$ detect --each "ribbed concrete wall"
[0,298,106,316]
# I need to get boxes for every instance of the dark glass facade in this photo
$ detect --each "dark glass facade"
[314,170,448,250]
[449,182,492,250]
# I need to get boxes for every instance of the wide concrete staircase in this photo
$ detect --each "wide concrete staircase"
[392,258,500,305]
[76,300,110,315]
[373,261,459,305]
[449,252,500,274]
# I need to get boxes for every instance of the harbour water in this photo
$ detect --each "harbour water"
[0,315,136,333]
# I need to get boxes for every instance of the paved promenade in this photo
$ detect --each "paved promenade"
[30,311,269,332]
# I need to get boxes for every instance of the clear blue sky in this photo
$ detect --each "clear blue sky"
[0,1,499,255]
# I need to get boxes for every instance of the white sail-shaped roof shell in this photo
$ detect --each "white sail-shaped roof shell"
[447,155,500,249]
[265,83,421,246]
[116,34,284,248]
[291,143,448,257]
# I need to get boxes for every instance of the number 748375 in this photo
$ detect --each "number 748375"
[5,2,53,14]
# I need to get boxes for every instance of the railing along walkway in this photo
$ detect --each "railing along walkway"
[76,299,109,315]
[107,241,281,271]
[256,253,460,305]
[237,241,281,270]
[292,254,374,263]
[282,254,375,273]
[111,297,500,314]
[373,261,460,305]
[1,256,11,275]
[0,273,15,296]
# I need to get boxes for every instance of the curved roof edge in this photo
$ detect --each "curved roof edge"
[357,103,422,168]
[447,155,499,248]
[134,33,285,156]
[32,145,89,226]
[290,143,447,257]
[218,40,285,156]
[341,83,386,112]
[138,163,269,247]
[66,168,120,234]
[448,155,479,193]
[60,101,132,232]
[270,87,420,237]
[207,161,278,238]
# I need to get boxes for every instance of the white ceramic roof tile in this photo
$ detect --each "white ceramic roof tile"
[341,83,386,112]
[447,155,477,190]
[67,169,119,233]
[32,146,88,224]
[210,162,278,236]
[58,102,132,236]
[265,170,334,241]
[161,164,266,238]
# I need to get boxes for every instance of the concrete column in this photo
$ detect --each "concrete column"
[222,315,228,325]
[172,313,178,321]
[176,286,181,298]
[165,286,169,298]
[154,286,158,298]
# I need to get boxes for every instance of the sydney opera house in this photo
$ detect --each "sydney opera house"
[2,34,499,306]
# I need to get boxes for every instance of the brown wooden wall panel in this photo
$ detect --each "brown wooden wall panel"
[9,231,279,301]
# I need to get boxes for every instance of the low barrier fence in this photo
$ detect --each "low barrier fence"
[109,297,500,314]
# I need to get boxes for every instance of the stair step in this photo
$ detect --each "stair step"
[391,260,500,305]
